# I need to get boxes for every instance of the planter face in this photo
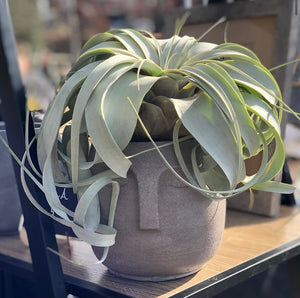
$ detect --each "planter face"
[92,140,226,281]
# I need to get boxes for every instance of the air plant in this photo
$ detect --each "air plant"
[2,17,297,257]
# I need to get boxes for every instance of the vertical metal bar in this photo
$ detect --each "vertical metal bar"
[0,1,67,297]
[287,254,300,297]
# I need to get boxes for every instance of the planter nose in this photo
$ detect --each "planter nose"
[131,165,160,230]
[127,142,192,231]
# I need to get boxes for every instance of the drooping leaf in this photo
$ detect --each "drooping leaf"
[200,62,260,156]
[37,62,100,218]
[221,60,281,106]
[185,42,217,61]
[243,92,281,134]
[170,93,242,189]
[80,32,115,54]
[85,67,159,181]
[251,181,295,194]
[242,92,285,184]
[214,43,260,61]
[184,49,259,67]
[70,55,137,192]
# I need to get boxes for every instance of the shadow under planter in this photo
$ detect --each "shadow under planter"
[92,140,226,281]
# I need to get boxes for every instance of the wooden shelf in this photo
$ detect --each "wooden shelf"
[1,206,300,297]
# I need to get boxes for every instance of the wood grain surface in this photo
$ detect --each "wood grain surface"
[1,206,300,298]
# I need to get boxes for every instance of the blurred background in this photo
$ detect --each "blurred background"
[9,0,243,97]
[11,0,183,90]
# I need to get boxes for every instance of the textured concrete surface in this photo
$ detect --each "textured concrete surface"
[93,140,226,281]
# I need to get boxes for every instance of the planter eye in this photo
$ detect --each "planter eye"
[160,168,190,188]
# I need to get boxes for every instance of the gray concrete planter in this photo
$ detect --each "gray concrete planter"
[93,140,226,281]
